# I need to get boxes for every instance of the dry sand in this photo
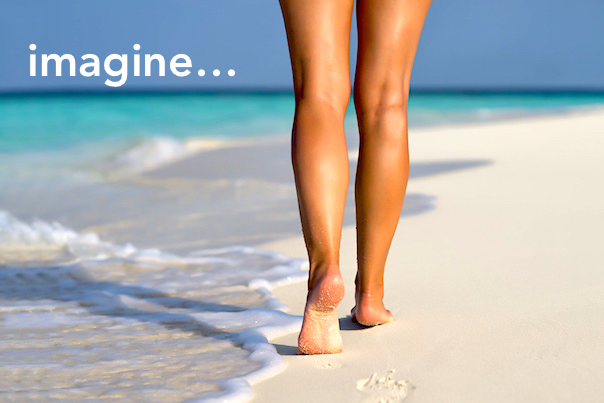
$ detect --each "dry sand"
[253,107,604,402]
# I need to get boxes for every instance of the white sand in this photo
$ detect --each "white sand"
[253,107,604,402]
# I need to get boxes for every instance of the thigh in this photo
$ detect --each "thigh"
[354,0,432,104]
[279,0,355,104]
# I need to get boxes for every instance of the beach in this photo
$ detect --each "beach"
[254,106,604,402]
[1,100,603,402]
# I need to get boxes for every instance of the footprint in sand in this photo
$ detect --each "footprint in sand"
[356,370,413,403]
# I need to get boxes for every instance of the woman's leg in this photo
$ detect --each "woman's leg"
[352,0,432,326]
[278,0,355,354]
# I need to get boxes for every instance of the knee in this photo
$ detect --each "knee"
[353,83,409,148]
[294,80,351,119]
[353,82,409,125]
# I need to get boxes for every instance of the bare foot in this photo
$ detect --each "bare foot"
[297,267,345,355]
[351,292,394,326]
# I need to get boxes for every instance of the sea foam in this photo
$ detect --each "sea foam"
[0,211,308,402]
[107,136,240,175]
[109,136,198,174]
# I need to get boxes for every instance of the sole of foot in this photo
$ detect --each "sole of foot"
[297,270,345,355]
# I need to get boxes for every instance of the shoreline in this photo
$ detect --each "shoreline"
[1,105,603,401]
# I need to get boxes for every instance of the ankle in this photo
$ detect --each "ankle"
[308,262,341,290]
[356,285,384,302]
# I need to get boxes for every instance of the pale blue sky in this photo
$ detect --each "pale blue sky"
[1,0,603,92]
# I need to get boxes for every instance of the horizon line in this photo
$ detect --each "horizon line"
[2,87,604,97]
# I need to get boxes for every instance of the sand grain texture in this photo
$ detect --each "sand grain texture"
[254,107,604,402]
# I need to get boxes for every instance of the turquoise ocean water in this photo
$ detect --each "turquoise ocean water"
[1,91,604,154]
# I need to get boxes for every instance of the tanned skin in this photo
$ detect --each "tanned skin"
[278,0,432,355]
